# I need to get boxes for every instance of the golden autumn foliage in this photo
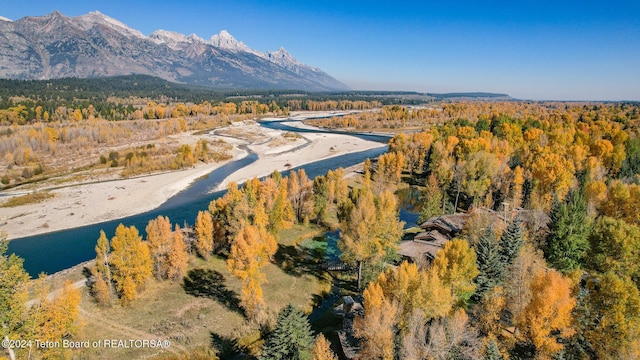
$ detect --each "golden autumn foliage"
[166,225,189,281]
[582,272,640,359]
[29,278,82,359]
[515,269,576,356]
[194,210,214,259]
[288,169,314,223]
[376,261,452,333]
[339,188,404,288]
[227,224,277,319]
[475,286,506,339]
[599,181,640,225]
[432,238,479,307]
[354,281,398,360]
[110,224,152,302]
[146,215,173,279]
[311,334,338,360]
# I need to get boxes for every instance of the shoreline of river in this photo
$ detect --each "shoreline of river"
[1,116,384,241]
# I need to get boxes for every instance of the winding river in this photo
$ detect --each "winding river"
[8,119,391,276]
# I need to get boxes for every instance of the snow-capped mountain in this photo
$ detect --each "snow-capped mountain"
[75,11,146,39]
[0,11,348,91]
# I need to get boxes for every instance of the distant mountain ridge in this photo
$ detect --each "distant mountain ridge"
[0,11,349,91]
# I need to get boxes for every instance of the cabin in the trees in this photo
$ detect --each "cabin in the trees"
[398,213,469,262]
[399,208,550,263]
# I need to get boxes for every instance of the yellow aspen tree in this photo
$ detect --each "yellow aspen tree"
[376,261,452,334]
[475,286,506,339]
[120,276,137,306]
[334,168,348,203]
[25,274,50,354]
[288,169,314,223]
[269,177,294,233]
[516,269,576,357]
[145,215,173,279]
[227,224,276,318]
[0,233,29,360]
[110,224,152,301]
[167,225,189,281]
[339,188,403,289]
[354,281,398,360]
[510,165,524,209]
[91,270,112,307]
[363,159,372,190]
[421,266,454,320]
[312,334,338,360]
[30,279,81,359]
[56,280,81,336]
[253,196,269,230]
[194,210,214,259]
[94,230,113,304]
[432,238,479,307]
[326,170,337,203]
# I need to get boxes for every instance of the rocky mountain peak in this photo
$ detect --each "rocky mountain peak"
[0,11,349,91]
[76,10,145,39]
[265,46,309,70]
[209,29,252,52]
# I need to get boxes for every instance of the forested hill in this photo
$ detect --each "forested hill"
[428,92,513,100]
[0,75,232,103]
[0,75,430,105]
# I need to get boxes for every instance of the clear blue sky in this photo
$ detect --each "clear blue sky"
[2,0,639,100]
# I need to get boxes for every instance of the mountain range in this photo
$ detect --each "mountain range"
[0,11,348,91]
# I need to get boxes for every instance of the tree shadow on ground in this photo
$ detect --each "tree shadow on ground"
[210,332,242,360]
[82,266,93,283]
[183,268,245,317]
[273,243,327,279]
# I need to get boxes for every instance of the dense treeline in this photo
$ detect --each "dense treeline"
[307,101,640,131]
[0,75,418,123]
[0,75,424,106]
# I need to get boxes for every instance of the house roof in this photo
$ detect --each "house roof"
[398,239,441,261]
[419,213,469,234]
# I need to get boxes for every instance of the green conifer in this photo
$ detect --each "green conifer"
[260,305,314,360]
[499,213,524,265]
[475,227,504,298]
[544,191,591,272]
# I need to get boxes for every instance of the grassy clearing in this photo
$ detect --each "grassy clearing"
[69,224,331,359]
[278,223,325,246]
[0,191,55,207]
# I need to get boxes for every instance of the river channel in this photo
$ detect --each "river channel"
[8,119,391,276]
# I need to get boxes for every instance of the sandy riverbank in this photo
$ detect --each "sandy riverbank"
[0,152,244,240]
[214,120,384,190]
[0,115,384,240]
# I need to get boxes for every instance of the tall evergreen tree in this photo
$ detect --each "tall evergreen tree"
[485,338,503,360]
[475,227,505,298]
[499,213,524,266]
[260,305,314,360]
[544,191,591,272]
